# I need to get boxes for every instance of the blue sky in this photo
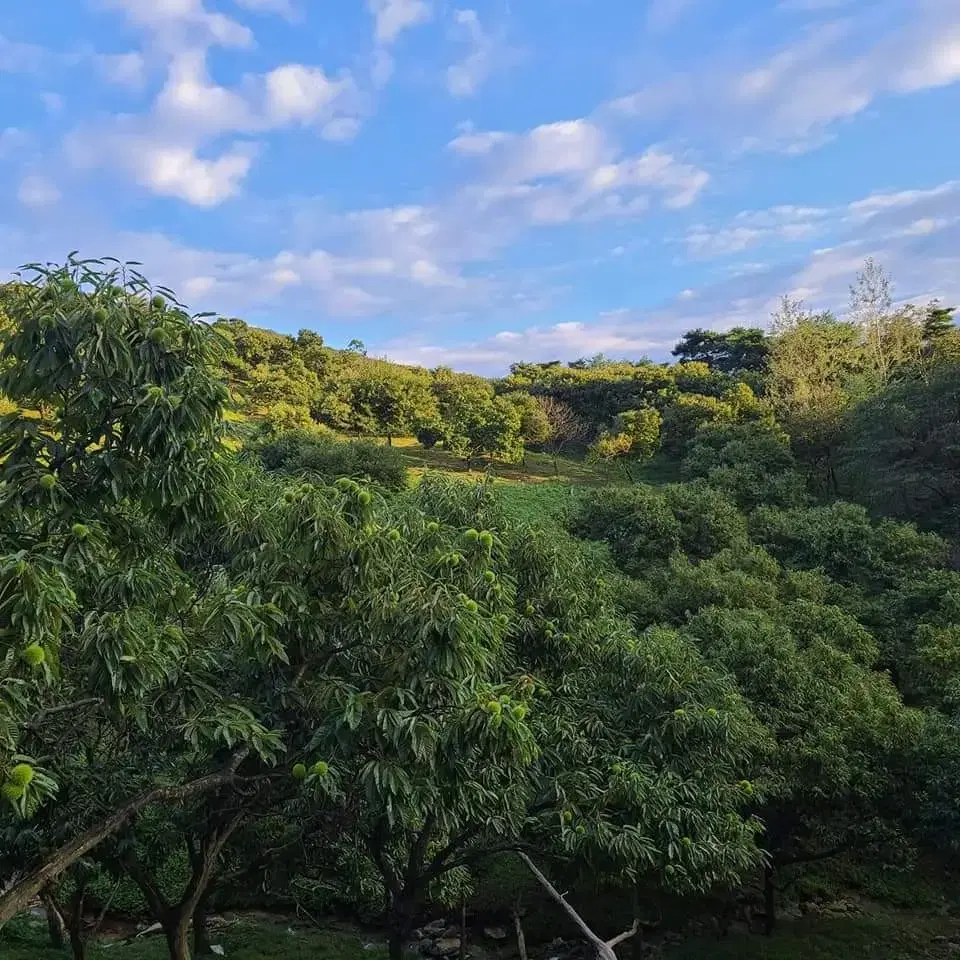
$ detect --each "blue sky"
[1,0,958,372]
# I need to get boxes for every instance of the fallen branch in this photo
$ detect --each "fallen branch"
[517,853,639,960]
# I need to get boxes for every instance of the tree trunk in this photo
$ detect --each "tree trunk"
[40,886,66,949]
[387,925,405,960]
[0,754,247,929]
[68,888,86,960]
[459,896,467,960]
[387,435,393,446]
[763,863,776,936]
[165,913,193,960]
[193,891,213,956]
[512,905,528,960]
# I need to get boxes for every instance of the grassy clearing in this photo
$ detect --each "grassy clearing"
[389,437,619,486]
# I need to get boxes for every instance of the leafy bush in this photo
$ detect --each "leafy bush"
[253,429,408,490]
[571,482,749,574]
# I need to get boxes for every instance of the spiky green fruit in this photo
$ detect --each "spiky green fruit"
[575,825,585,836]
[313,760,329,777]
[478,531,494,550]
[611,763,624,775]
[22,644,45,667]
[283,490,296,503]
[92,307,108,325]
[674,709,685,718]
[150,295,165,310]
[71,523,90,540]
[483,570,496,584]
[524,602,534,616]
[463,529,480,543]
[148,327,166,344]
[9,764,34,787]
[706,708,718,718]
[681,837,692,848]
[485,700,502,716]
[2,783,24,802]
[426,521,439,533]
[738,779,754,796]
[495,614,509,627]
[449,552,463,566]
[562,810,573,824]
[357,491,372,505]
[464,599,478,614]
[334,477,353,491]
[388,528,401,542]
[292,763,307,781]
[39,473,56,490]
[511,704,527,721]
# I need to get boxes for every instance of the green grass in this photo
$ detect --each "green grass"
[1,918,388,960]
[389,437,619,486]
[666,911,959,960]
[5,907,959,960]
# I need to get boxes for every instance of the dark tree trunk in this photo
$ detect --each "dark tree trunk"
[40,886,66,949]
[387,925,406,960]
[164,912,193,960]
[512,906,528,960]
[193,891,213,956]
[763,863,776,936]
[68,888,86,960]
[459,896,467,960]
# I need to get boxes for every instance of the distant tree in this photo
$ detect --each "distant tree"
[346,338,367,356]
[502,392,552,448]
[923,301,956,343]
[672,327,770,374]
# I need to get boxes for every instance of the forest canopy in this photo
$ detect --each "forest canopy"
[0,256,959,960]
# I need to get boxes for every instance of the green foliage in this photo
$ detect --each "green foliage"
[681,421,809,509]
[572,482,749,575]
[838,364,960,536]
[750,501,946,591]
[253,429,408,490]
[672,327,770,375]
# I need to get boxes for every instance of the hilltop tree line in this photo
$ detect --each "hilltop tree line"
[0,257,959,960]
[207,262,958,523]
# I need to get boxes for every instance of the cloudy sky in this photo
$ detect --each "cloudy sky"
[1,0,958,372]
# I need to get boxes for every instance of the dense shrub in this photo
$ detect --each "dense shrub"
[571,481,749,574]
[254,429,408,490]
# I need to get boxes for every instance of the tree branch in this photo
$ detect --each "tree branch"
[0,748,249,928]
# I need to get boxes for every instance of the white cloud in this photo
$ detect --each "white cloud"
[646,0,699,33]
[384,319,670,371]
[97,51,148,89]
[446,9,496,98]
[368,0,432,44]
[100,0,253,52]
[137,143,256,206]
[233,0,298,18]
[0,33,48,73]
[608,1,960,152]
[264,64,349,124]
[448,118,709,227]
[18,175,60,208]
[448,129,510,154]
[0,128,28,158]
[70,46,363,204]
